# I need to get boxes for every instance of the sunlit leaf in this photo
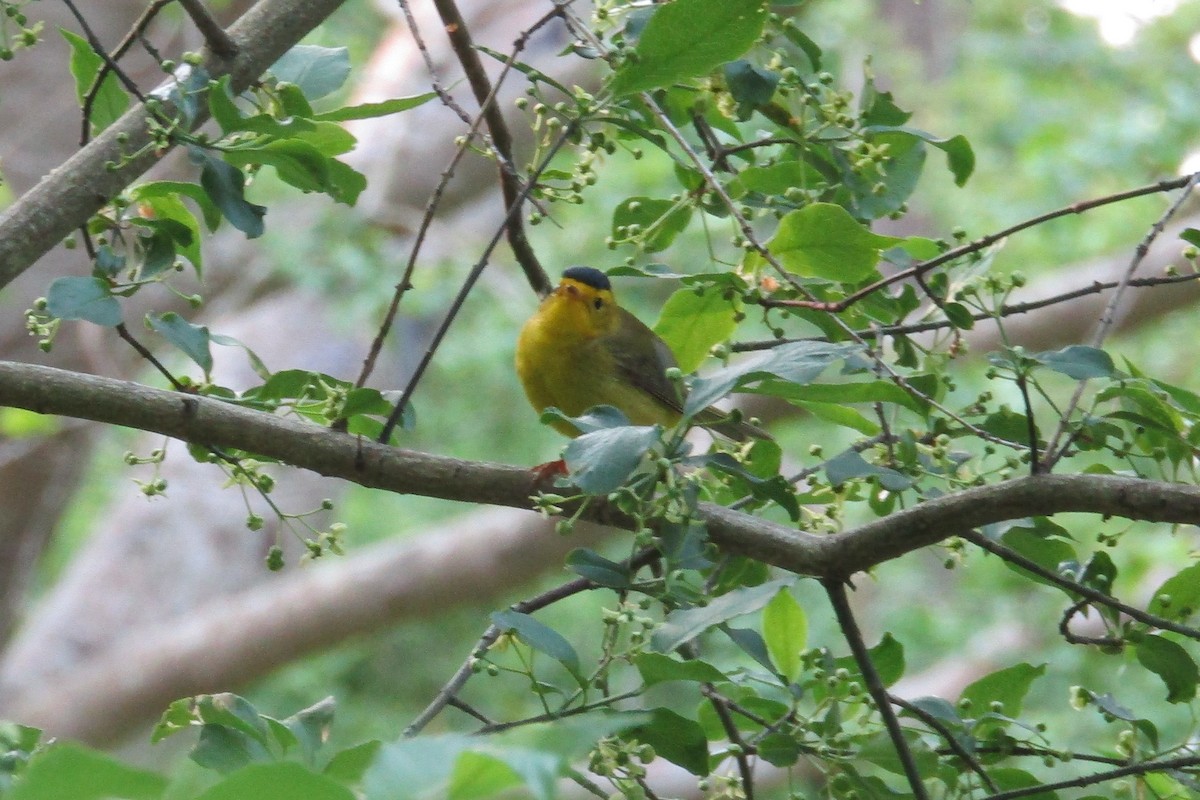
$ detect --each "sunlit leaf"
[609,0,768,95]
[766,203,900,282]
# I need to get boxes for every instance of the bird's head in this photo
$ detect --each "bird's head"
[541,266,619,340]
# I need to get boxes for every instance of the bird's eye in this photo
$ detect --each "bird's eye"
[593,297,604,310]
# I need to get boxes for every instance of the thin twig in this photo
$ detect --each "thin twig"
[737,270,1200,351]
[377,124,574,442]
[704,684,757,800]
[1058,599,1123,647]
[794,175,1196,315]
[429,0,553,293]
[115,323,184,390]
[1042,173,1200,471]
[823,579,930,800]
[79,0,173,145]
[475,689,642,735]
[890,694,998,793]
[61,0,151,107]
[1014,372,1039,474]
[356,1,559,395]
[405,547,659,736]
[980,755,1200,800]
[961,529,1200,641]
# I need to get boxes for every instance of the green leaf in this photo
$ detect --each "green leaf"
[1181,228,1200,249]
[706,452,800,521]
[565,548,631,588]
[846,131,926,219]
[612,196,693,253]
[46,276,121,326]
[634,652,726,685]
[653,287,738,373]
[189,146,266,238]
[685,341,860,416]
[271,45,351,100]
[490,610,585,686]
[766,203,900,282]
[798,401,880,436]
[313,92,437,122]
[147,312,213,373]
[1148,563,1200,621]
[281,697,335,765]
[762,588,807,682]
[757,733,801,767]
[563,422,661,494]
[447,752,522,800]
[133,225,177,279]
[959,662,1046,720]
[622,708,709,775]
[1135,635,1199,703]
[652,577,794,652]
[834,633,906,687]
[729,161,824,199]
[131,180,222,232]
[196,762,354,800]
[757,378,924,412]
[323,740,382,784]
[61,29,130,133]
[9,742,164,800]
[364,735,470,799]
[133,194,203,275]
[989,768,1060,800]
[609,0,769,96]
[825,450,912,491]
[866,126,974,187]
[1000,526,1077,589]
[1032,345,1115,380]
[723,60,779,118]
[224,139,330,193]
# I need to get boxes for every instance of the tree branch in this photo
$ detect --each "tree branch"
[0,0,347,289]
[5,361,1200,583]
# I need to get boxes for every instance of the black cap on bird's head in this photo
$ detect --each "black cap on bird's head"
[562,266,611,291]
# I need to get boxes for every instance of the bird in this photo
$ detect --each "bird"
[515,266,769,441]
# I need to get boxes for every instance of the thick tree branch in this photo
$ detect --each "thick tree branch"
[0,0,347,289]
[4,361,1200,583]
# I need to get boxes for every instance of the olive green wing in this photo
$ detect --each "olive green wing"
[606,308,685,414]
[605,307,771,441]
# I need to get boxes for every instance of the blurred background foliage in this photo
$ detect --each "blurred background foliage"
[30,0,1200,775]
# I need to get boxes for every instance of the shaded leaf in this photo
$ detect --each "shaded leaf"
[612,196,693,253]
[1148,563,1200,622]
[622,708,709,775]
[147,311,212,373]
[189,146,266,238]
[491,610,585,686]
[1032,345,1115,380]
[46,276,121,327]
[565,548,631,589]
[652,577,793,652]
[1135,635,1199,703]
[563,422,660,494]
[634,652,726,686]
[960,663,1046,720]
[314,92,437,122]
